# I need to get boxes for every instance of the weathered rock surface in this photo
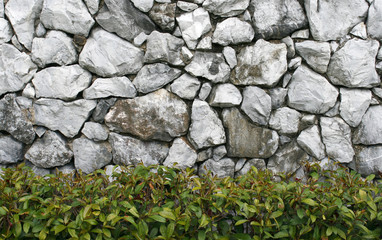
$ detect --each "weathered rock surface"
[232,39,287,87]
[170,74,200,100]
[79,28,144,77]
[163,137,197,169]
[236,158,266,176]
[223,46,237,69]
[25,131,73,168]
[212,17,254,46]
[269,107,301,135]
[131,0,153,12]
[353,105,382,145]
[340,88,371,127]
[202,0,249,17]
[0,135,23,164]
[105,89,189,142]
[297,125,325,160]
[241,86,271,126]
[84,0,100,15]
[33,99,97,138]
[222,108,279,158]
[327,39,380,88]
[198,82,212,101]
[92,98,117,123]
[0,19,12,44]
[177,1,198,12]
[351,22,367,40]
[295,40,331,74]
[81,122,109,141]
[287,65,338,114]
[83,77,137,99]
[209,83,242,107]
[149,3,176,31]
[109,132,169,166]
[367,0,382,41]
[269,88,288,110]
[199,158,235,178]
[351,146,382,176]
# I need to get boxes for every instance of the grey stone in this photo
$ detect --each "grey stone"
[235,158,246,172]
[144,31,185,66]
[367,0,382,41]
[84,0,100,14]
[212,17,254,46]
[0,135,23,164]
[222,108,279,158]
[181,46,193,63]
[0,19,12,43]
[33,65,92,101]
[79,28,144,77]
[83,77,137,99]
[300,114,317,129]
[170,74,201,100]
[25,161,51,176]
[33,99,97,138]
[232,39,287,87]
[35,23,46,37]
[287,65,338,114]
[31,30,77,68]
[351,146,382,176]
[340,88,371,127]
[291,29,310,39]
[353,105,382,145]
[330,41,339,53]
[241,86,271,126]
[282,73,292,88]
[373,88,382,99]
[288,57,302,70]
[269,107,301,135]
[196,36,212,50]
[197,148,213,162]
[11,35,23,51]
[185,51,230,83]
[280,135,292,145]
[109,132,169,166]
[269,88,288,110]
[281,36,295,58]
[163,137,197,169]
[177,1,198,12]
[198,83,212,101]
[92,98,117,123]
[350,22,367,39]
[188,99,226,149]
[223,46,237,69]
[370,97,380,106]
[324,101,340,117]
[105,89,189,142]
[209,83,242,107]
[0,44,37,96]
[104,165,122,182]
[133,63,182,94]
[202,0,249,17]
[0,94,35,144]
[40,0,94,36]
[0,0,3,18]
[212,145,227,161]
[295,40,331,74]
[131,0,153,12]
[249,0,307,39]
[305,0,368,41]
[199,158,235,178]
[236,159,266,176]
[96,0,155,41]
[81,122,109,141]
[25,131,73,168]
[297,125,325,160]
[133,32,147,47]
[73,138,112,174]
[321,117,354,163]
[54,163,76,175]
[34,127,46,138]
[176,8,212,49]
[22,83,35,99]
[149,3,176,32]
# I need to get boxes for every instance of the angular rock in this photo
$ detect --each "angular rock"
[25,131,73,168]
[185,51,230,83]
[133,32,147,47]
[202,0,249,17]
[223,46,237,69]
[109,132,169,166]
[170,74,201,100]
[0,19,12,44]
[22,83,35,99]
[33,65,92,100]
[340,88,371,128]
[249,0,307,39]
[288,57,302,70]
[55,163,76,175]
[105,89,189,142]
[104,165,122,182]
[198,82,212,101]
[25,161,51,176]
[209,83,242,107]
[222,108,279,158]
[269,107,301,135]
[79,28,144,77]
[31,30,77,68]
[305,0,368,41]
[0,0,3,18]
[0,44,37,96]
[40,0,94,36]
[236,159,266,176]
[81,122,109,141]
[197,148,213,163]
[297,125,325,160]
[282,36,295,58]
[0,94,35,144]
[181,46,193,63]
[295,41,331,74]
[324,101,340,117]
[367,0,382,41]
[350,22,367,40]
[212,17,254,46]
[35,23,46,37]
[163,137,197,169]
[131,0,153,12]
[353,105,382,145]
[196,36,212,50]
[84,0,100,14]
[133,63,182,94]
[92,98,117,123]
[327,39,380,88]
[176,8,212,49]
[232,39,287,87]
[241,86,271,126]
[288,65,338,114]
[0,135,23,164]
[149,3,176,31]
[199,158,235,178]
[73,138,112,174]
[33,99,97,138]
[188,99,226,149]
[320,117,354,163]
[351,146,382,176]
[83,77,137,99]
[212,145,227,161]
[177,1,198,12]
[269,88,288,110]
[291,29,310,39]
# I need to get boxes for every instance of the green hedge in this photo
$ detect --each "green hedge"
[0,163,381,240]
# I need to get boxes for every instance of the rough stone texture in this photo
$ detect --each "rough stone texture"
[177,1,198,12]
[199,158,235,178]
[282,36,295,58]
[0,135,24,164]
[212,17,254,46]
[25,131,73,168]
[202,0,249,17]
[305,0,368,41]
[83,77,137,99]
[236,159,266,176]
[188,99,226,149]
[197,36,212,50]
[79,28,144,77]
[223,46,237,69]
[109,132,169,166]
[104,165,122,182]
[0,0,3,18]
[92,98,117,123]
[84,0,100,15]
[321,117,354,163]
[105,89,189,142]
[131,0,153,12]
[33,65,92,101]
[297,125,325,160]
[287,65,338,114]
[198,82,212,101]
[367,0,382,41]
[33,99,97,138]
[241,86,271,126]
[163,137,197,169]
[269,107,301,135]
[351,22,367,40]
[170,74,201,100]
[291,29,309,39]
[327,39,380,88]
[212,145,227,161]
[0,44,38,96]
[81,122,109,141]
[73,138,112,174]
[185,51,230,83]
[249,0,307,39]
[340,88,371,128]
[96,0,155,41]
[351,146,382,176]
[133,63,182,94]
[149,3,176,32]
[31,30,77,68]
[0,19,12,44]
[208,83,242,107]
[40,0,94,36]
[222,108,279,158]
[232,39,287,87]
[295,41,331,74]
[269,88,288,110]
[353,105,382,145]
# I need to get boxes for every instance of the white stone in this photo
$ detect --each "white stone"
[281,36,295,58]
[223,46,237,69]
[367,0,382,41]
[196,36,212,50]
[209,83,242,107]
[269,88,288,110]
[83,77,136,99]
[133,32,147,47]
[198,82,212,101]
[82,122,109,141]
[22,83,35,99]
[288,57,302,70]
[241,86,271,126]
[181,46,193,63]
[297,125,325,160]
[202,0,249,17]
[164,138,197,170]
[177,1,198,12]
[351,146,382,176]
[84,0,100,14]
[324,101,340,117]
[291,29,310,39]
[295,40,331,74]
[0,0,3,18]
[170,74,201,100]
[35,23,46,37]
[212,17,254,46]
[269,107,301,135]
[340,88,371,127]
[236,159,266,176]
[0,135,24,164]
[11,35,23,51]
[0,19,12,44]
[131,0,154,12]
[350,22,367,39]
[353,105,382,145]
[199,158,235,178]
[212,145,227,161]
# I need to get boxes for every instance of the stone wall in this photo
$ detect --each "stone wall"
[1,0,382,179]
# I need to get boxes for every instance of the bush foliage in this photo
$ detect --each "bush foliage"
[0,163,381,240]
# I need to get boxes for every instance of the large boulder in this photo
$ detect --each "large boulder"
[163,137,197,170]
[297,125,325,160]
[208,83,242,108]
[199,158,235,178]
[0,135,24,164]
[83,77,137,99]
[202,0,249,17]
[339,88,371,128]
[240,86,271,126]
[353,105,382,145]
[368,0,382,41]
[212,17,254,46]
[295,40,331,74]
[269,107,301,135]
[350,146,382,176]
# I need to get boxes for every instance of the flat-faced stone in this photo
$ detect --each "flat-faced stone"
[208,83,242,107]
[163,137,197,170]
[351,146,382,176]
[269,107,301,135]
[0,135,23,164]
[199,158,235,178]
[353,105,382,145]
[170,74,201,100]
[0,18,12,44]
[340,88,371,127]
[202,0,249,17]
[212,17,254,46]
[83,77,137,99]
[295,40,331,74]
[240,86,271,126]
[297,125,325,160]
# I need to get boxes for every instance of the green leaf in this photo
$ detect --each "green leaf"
[199,214,209,228]
[366,174,375,182]
[83,205,92,219]
[270,210,283,219]
[68,228,78,238]
[0,206,8,216]
[149,215,167,223]
[326,226,333,237]
[138,220,148,237]
[53,225,66,235]
[233,233,252,240]
[159,208,176,221]
[103,228,111,238]
[23,222,31,234]
[14,222,22,237]
[302,198,318,206]
[297,209,304,219]
[198,230,206,240]
[235,219,248,226]
[39,229,47,240]
[129,207,140,218]
[274,230,289,239]
[107,213,118,222]
[166,222,175,239]
[366,201,377,212]
[359,190,367,201]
